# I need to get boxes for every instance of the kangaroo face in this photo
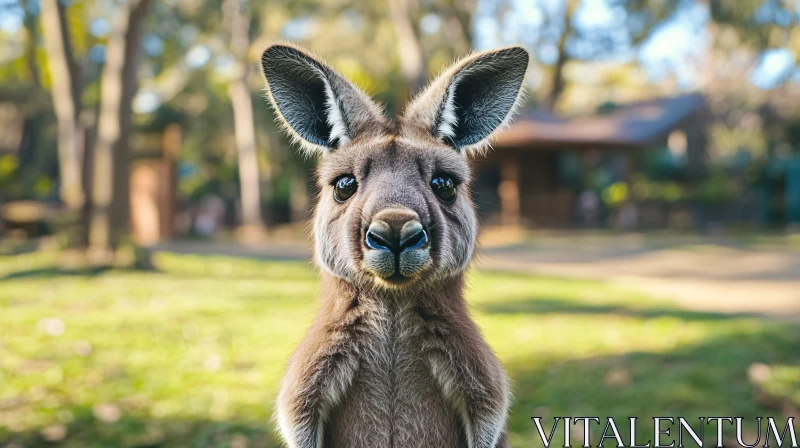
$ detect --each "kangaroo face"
[261,44,528,288]
[312,131,476,287]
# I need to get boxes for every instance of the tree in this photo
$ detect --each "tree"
[544,0,579,110]
[41,0,86,245]
[389,0,426,95]
[225,0,264,238]
[89,0,153,258]
[20,0,43,89]
[708,0,799,55]
[695,0,799,164]
[433,0,476,47]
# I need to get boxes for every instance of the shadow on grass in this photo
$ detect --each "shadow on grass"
[480,298,767,322]
[505,324,800,446]
[0,259,314,283]
[0,266,113,282]
[0,414,279,448]
[0,239,43,257]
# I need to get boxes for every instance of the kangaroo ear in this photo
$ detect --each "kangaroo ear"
[404,46,529,155]
[260,44,385,156]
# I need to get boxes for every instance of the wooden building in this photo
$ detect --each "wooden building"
[129,123,181,245]
[474,94,707,227]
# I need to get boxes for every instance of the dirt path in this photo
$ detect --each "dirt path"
[479,236,800,319]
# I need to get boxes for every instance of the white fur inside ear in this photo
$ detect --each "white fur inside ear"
[322,80,351,146]
[436,74,462,141]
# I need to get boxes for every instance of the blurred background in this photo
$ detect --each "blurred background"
[1,0,799,447]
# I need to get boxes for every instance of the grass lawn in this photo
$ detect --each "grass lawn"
[1,251,798,447]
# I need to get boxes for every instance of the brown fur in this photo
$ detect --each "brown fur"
[260,43,528,448]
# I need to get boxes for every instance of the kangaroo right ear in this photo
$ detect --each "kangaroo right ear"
[403,46,529,156]
[261,44,385,157]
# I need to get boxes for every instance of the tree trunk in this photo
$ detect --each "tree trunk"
[89,0,152,258]
[229,79,263,232]
[546,35,569,111]
[389,0,426,95]
[545,0,578,111]
[41,0,86,245]
[21,0,42,89]
[80,117,96,248]
[227,0,264,237]
[442,0,475,48]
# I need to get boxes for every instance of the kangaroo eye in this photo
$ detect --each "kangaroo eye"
[333,175,358,203]
[431,174,457,203]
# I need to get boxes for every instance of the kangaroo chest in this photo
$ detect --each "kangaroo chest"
[323,302,466,448]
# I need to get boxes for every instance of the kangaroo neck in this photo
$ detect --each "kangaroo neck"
[319,272,467,312]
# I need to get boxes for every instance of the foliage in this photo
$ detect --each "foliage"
[629,175,686,203]
[710,0,800,54]
[696,168,742,204]
[1,252,798,446]
[601,181,629,207]
[0,154,20,184]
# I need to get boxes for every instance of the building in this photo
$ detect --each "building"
[474,93,707,227]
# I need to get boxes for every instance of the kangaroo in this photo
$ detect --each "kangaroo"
[260,43,528,448]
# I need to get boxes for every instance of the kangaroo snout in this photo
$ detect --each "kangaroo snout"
[365,210,428,255]
[363,208,431,284]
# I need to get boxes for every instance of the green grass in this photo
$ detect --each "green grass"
[1,251,798,447]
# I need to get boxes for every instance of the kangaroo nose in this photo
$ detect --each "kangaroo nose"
[365,209,429,254]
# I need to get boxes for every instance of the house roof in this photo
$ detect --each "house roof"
[494,93,706,150]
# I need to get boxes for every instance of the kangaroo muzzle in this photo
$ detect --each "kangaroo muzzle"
[362,207,432,285]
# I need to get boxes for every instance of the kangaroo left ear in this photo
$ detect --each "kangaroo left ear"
[260,44,386,157]
[404,47,529,155]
